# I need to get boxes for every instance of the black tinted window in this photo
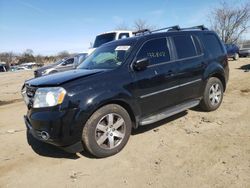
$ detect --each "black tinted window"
[203,34,223,57]
[137,38,170,65]
[172,35,196,59]
[93,33,116,48]
[64,58,74,65]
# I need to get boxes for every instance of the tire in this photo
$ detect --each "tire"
[200,77,224,112]
[82,104,132,158]
[233,53,239,60]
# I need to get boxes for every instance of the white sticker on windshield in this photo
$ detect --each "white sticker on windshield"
[115,46,131,51]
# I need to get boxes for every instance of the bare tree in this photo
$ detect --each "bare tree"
[133,19,155,31]
[57,51,70,59]
[0,52,14,68]
[209,1,250,44]
[24,49,34,56]
[115,22,130,30]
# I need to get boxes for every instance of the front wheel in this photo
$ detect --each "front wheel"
[200,77,224,111]
[82,104,132,158]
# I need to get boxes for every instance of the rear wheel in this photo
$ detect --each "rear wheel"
[200,77,224,111]
[82,104,132,158]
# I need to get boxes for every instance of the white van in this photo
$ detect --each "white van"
[88,30,133,54]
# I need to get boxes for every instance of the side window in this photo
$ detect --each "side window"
[118,33,130,39]
[136,38,170,65]
[64,58,74,65]
[192,35,202,55]
[202,34,223,57]
[172,35,197,59]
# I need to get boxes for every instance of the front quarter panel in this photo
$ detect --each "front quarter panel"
[63,69,141,128]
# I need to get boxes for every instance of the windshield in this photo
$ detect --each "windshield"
[51,60,63,66]
[78,44,132,70]
[93,33,116,48]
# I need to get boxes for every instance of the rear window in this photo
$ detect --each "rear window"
[93,33,116,48]
[202,34,223,57]
[172,35,197,59]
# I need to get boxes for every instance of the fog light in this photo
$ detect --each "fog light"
[40,131,50,140]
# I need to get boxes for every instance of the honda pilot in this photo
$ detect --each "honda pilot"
[22,25,229,158]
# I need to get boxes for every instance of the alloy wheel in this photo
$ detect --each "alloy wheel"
[95,113,126,149]
[209,83,222,106]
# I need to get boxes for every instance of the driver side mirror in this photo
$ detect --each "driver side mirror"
[133,58,149,71]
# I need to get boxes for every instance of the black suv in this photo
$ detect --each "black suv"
[22,25,229,158]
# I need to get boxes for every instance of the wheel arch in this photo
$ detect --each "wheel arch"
[210,72,226,91]
[97,99,138,129]
[204,63,227,91]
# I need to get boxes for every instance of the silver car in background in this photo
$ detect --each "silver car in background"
[34,53,87,77]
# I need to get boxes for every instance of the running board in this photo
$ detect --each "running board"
[139,99,200,126]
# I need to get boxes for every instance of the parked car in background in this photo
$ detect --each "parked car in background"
[88,30,133,54]
[225,43,239,60]
[239,44,250,57]
[20,62,37,69]
[0,63,7,72]
[34,53,87,77]
[16,66,31,71]
[22,25,229,158]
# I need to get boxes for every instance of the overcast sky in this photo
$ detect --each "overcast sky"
[0,0,249,55]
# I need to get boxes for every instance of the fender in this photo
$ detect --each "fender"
[73,87,141,128]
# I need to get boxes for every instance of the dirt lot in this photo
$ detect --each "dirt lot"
[0,59,250,188]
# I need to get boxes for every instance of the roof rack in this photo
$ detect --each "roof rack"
[132,29,151,36]
[176,25,208,31]
[133,25,208,36]
[133,25,181,36]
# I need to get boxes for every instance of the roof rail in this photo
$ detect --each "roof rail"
[133,25,208,36]
[180,25,208,31]
[132,29,151,36]
[133,25,181,36]
[151,25,181,33]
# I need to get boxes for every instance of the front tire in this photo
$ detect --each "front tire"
[82,104,132,158]
[200,77,224,111]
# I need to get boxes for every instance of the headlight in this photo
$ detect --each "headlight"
[33,87,66,108]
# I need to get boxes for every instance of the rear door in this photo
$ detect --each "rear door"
[170,33,205,102]
[132,37,180,116]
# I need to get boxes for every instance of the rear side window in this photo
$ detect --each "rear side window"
[64,58,74,65]
[136,38,170,65]
[202,34,223,57]
[118,33,130,39]
[172,35,197,59]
